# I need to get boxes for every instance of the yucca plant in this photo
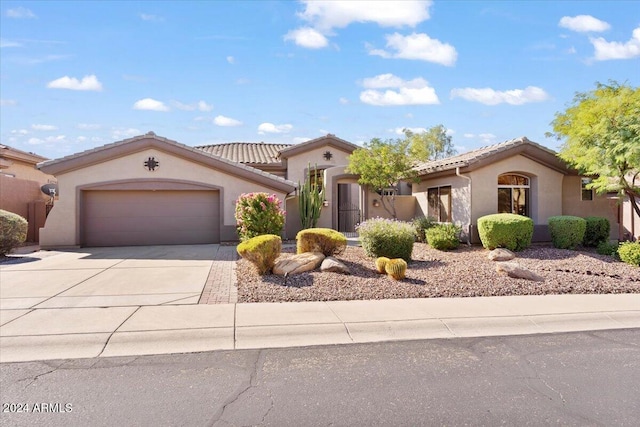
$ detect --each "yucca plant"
[298,163,325,229]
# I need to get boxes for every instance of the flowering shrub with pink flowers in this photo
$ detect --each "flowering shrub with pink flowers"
[235,192,285,241]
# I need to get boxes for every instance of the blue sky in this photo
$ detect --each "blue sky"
[1,1,639,160]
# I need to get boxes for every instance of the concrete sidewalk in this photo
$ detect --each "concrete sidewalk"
[1,294,639,363]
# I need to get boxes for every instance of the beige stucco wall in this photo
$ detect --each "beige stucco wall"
[562,175,620,239]
[366,195,416,221]
[622,197,640,240]
[40,148,290,247]
[2,159,54,184]
[413,174,470,227]
[468,154,564,225]
[285,146,352,184]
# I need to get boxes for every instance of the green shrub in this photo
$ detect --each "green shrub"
[296,228,347,256]
[583,217,610,247]
[477,214,533,252]
[385,258,408,280]
[425,223,461,251]
[356,217,415,261]
[0,209,28,256]
[234,192,285,242]
[237,234,282,275]
[412,216,437,243]
[548,216,587,250]
[618,242,640,266]
[596,241,620,259]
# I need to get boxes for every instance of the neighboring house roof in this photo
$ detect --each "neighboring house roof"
[195,142,291,165]
[0,144,49,169]
[37,132,297,192]
[414,136,574,176]
[278,134,360,158]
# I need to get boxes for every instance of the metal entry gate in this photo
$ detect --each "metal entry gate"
[338,202,361,233]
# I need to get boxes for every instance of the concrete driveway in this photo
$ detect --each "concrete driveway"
[0,244,218,310]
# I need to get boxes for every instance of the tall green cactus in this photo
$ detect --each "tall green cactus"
[298,164,325,229]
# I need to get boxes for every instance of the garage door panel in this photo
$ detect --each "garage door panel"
[83,190,220,246]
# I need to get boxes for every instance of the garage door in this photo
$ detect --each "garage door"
[82,190,220,246]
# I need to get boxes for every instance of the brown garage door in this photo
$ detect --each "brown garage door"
[82,190,220,246]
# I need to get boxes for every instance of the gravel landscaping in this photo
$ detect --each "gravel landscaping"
[237,243,640,303]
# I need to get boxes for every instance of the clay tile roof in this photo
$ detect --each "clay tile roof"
[195,142,291,165]
[413,136,562,175]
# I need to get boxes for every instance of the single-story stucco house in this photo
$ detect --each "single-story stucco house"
[36,132,636,248]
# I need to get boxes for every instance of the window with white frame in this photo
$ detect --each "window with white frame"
[581,178,593,201]
[427,186,452,222]
[497,174,529,216]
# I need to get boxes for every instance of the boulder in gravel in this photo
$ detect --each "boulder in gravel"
[273,252,325,275]
[496,262,544,282]
[321,257,351,274]
[488,248,516,261]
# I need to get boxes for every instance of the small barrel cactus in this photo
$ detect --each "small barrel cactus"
[385,258,408,280]
[375,257,390,274]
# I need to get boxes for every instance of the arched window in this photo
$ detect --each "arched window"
[498,174,529,216]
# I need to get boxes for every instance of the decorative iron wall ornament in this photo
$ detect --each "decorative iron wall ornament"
[144,156,160,171]
[323,150,333,160]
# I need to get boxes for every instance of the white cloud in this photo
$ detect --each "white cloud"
[368,32,457,66]
[11,129,29,135]
[226,56,235,64]
[450,86,549,105]
[140,14,164,22]
[339,97,349,105]
[31,124,58,131]
[112,128,141,139]
[591,27,640,60]
[76,123,102,130]
[559,15,610,33]
[133,98,169,112]
[293,137,312,143]
[47,75,103,91]
[173,100,213,112]
[359,73,439,106]
[0,99,17,106]
[284,27,329,49]
[298,0,431,32]
[0,38,22,48]
[464,133,496,144]
[27,135,66,145]
[258,123,293,134]
[214,115,243,127]
[76,136,87,142]
[6,7,36,19]
[198,100,213,112]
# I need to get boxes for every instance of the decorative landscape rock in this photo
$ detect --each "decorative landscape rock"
[320,257,350,274]
[273,252,325,275]
[488,248,516,261]
[495,262,544,282]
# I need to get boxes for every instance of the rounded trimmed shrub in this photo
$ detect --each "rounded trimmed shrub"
[234,192,285,242]
[412,216,437,243]
[596,241,620,259]
[0,209,28,256]
[583,217,610,247]
[296,228,347,256]
[356,217,415,261]
[237,234,282,275]
[425,223,461,251]
[477,214,533,252]
[548,216,586,250]
[618,242,640,266]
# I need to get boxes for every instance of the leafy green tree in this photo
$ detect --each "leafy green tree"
[547,81,640,219]
[346,137,417,218]
[405,124,457,162]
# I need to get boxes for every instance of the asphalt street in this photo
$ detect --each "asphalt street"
[1,329,639,427]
